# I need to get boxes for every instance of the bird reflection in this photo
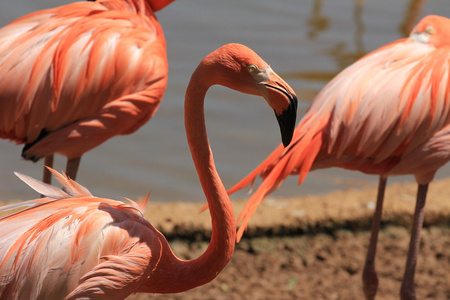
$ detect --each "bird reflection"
[329,0,366,70]
[307,0,329,39]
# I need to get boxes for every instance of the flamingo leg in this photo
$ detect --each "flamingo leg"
[65,157,81,181]
[42,155,54,184]
[362,176,387,300]
[400,183,428,300]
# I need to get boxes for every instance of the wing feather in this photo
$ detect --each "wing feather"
[315,40,450,162]
[230,30,450,239]
[0,2,167,147]
[14,171,69,199]
[0,190,154,299]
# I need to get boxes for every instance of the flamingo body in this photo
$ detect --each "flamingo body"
[229,15,450,300]
[0,0,172,180]
[232,14,450,235]
[0,187,161,299]
[0,43,297,300]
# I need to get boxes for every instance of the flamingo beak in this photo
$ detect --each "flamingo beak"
[263,78,298,147]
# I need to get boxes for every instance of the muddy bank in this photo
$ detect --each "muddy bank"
[143,178,450,239]
[130,226,449,300]
[2,177,449,299]
[128,178,450,299]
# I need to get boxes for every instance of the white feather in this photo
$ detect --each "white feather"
[14,172,69,199]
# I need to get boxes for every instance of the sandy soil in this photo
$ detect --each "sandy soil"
[126,178,450,300]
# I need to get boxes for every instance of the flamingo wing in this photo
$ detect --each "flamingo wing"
[316,40,450,163]
[0,1,168,160]
[64,215,161,300]
[231,36,450,194]
[0,171,162,299]
[230,15,450,240]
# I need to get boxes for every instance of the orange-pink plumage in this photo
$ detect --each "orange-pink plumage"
[0,0,174,183]
[0,43,297,299]
[229,15,450,300]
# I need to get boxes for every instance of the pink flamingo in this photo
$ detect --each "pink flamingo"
[0,43,297,299]
[0,0,174,183]
[229,15,450,300]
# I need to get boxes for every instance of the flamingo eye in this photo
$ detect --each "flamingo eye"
[248,65,258,73]
[425,25,435,34]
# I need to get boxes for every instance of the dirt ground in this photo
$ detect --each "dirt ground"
[128,179,450,300]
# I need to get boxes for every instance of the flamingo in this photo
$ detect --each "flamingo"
[0,0,174,184]
[228,15,450,300]
[0,43,298,299]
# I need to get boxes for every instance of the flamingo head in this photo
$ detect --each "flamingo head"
[409,15,450,48]
[201,43,298,147]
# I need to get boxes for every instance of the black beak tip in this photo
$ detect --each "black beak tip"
[275,94,297,147]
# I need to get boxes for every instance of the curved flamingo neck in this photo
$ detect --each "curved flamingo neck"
[142,60,236,293]
[182,67,236,288]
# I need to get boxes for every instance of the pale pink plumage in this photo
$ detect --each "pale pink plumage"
[0,171,155,300]
[0,0,174,182]
[229,15,450,300]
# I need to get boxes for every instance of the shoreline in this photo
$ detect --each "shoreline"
[144,177,450,241]
[2,177,449,240]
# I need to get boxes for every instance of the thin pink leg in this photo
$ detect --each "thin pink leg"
[41,155,55,198]
[65,157,81,181]
[42,155,54,184]
[362,176,387,300]
[400,184,428,300]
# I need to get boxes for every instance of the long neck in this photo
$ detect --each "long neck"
[143,64,236,293]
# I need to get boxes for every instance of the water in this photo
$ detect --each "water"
[1,0,450,203]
